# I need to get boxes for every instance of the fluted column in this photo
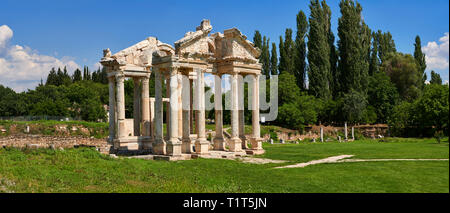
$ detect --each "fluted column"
[141,76,150,137]
[108,77,115,143]
[116,74,126,139]
[229,73,242,152]
[250,74,262,151]
[152,68,166,155]
[238,75,247,149]
[213,74,225,150]
[167,67,182,156]
[182,74,193,153]
[133,77,141,136]
[195,68,209,154]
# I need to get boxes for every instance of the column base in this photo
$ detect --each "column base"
[249,137,263,150]
[181,138,194,153]
[213,137,226,151]
[166,138,182,157]
[195,138,210,155]
[240,136,248,149]
[229,137,242,152]
[152,139,166,155]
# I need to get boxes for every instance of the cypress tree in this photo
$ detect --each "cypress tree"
[72,68,82,82]
[414,35,427,87]
[283,28,295,74]
[278,36,286,74]
[253,30,262,49]
[261,36,271,76]
[307,0,331,99]
[294,10,308,90]
[270,42,278,75]
[430,71,442,85]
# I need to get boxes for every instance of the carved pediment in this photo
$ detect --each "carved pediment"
[174,20,214,58]
[214,28,261,63]
[101,37,174,68]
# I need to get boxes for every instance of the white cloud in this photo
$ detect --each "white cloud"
[422,32,449,70]
[0,25,80,92]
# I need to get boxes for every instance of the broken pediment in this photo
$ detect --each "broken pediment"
[100,37,174,69]
[174,19,214,58]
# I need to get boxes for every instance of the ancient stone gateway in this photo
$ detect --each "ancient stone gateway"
[100,20,264,158]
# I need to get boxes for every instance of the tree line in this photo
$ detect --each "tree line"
[254,0,448,137]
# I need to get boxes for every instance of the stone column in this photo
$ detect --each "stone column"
[133,77,141,136]
[182,74,193,153]
[195,68,209,154]
[116,74,126,139]
[238,75,247,149]
[344,122,348,141]
[229,73,242,152]
[320,126,324,142]
[167,68,182,156]
[190,79,194,134]
[177,74,183,139]
[149,98,155,138]
[250,74,262,151]
[165,76,170,139]
[152,68,166,155]
[213,74,225,150]
[141,76,150,137]
[352,126,355,140]
[108,77,115,143]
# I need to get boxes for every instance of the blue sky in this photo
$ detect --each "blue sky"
[0,0,448,91]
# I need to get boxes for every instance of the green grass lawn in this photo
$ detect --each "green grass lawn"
[0,138,448,193]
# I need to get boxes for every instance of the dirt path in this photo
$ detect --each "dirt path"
[275,155,449,169]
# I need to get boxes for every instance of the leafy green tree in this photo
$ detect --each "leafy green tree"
[72,68,82,82]
[337,0,369,97]
[261,36,271,76]
[294,10,308,90]
[46,68,58,86]
[430,70,442,85]
[279,29,295,75]
[369,32,380,75]
[342,89,367,124]
[367,71,400,123]
[414,35,427,87]
[270,42,278,75]
[414,84,449,135]
[278,72,301,106]
[376,30,396,63]
[382,52,422,101]
[307,0,331,99]
[253,30,262,49]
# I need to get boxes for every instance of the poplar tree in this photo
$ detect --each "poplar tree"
[294,10,308,90]
[270,42,278,75]
[376,30,396,63]
[307,0,331,99]
[337,0,369,96]
[278,36,286,74]
[414,35,427,87]
[369,32,380,75]
[72,68,82,82]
